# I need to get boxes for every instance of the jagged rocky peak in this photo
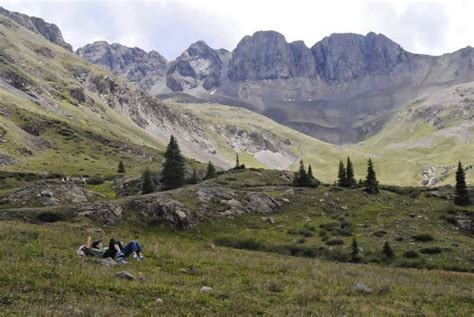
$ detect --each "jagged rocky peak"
[166,40,228,92]
[77,41,168,90]
[311,32,410,82]
[0,7,72,51]
[228,30,297,81]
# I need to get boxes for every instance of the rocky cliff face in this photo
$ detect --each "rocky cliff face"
[166,41,229,92]
[0,7,72,51]
[311,32,411,82]
[77,41,168,91]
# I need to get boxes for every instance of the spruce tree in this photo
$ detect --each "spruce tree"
[345,157,356,187]
[337,160,346,187]
[454,161,470,206]
[365,159,379,194]
[117,160,125,173]
[293,160,309,187]
[141,168,155,194]
[204,161,216,180]
[160,135,185,190]
[188,169,198,184]
[382,241,394,258]
[235,153,240,169]
[351,237,360,262]
[307,164,314,180]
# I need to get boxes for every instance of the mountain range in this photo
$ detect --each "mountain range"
[0,7,472,185]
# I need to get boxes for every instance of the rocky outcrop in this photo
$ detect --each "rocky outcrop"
[72,201,123,225]
[228,31,299,80]
[122,185,282,230]
[7,179,103,207]
[311,32,410,82]
[166,41,228,91]
[77,41,168,91]
[0,7,72,51]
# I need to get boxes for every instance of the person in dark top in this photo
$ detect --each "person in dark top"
[80,237,144,263]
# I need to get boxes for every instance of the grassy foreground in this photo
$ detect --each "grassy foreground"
[0,216,473,316]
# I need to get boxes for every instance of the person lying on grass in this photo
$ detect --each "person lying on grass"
[79,237,144,263]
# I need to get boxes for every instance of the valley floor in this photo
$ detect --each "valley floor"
[0,218,473,316]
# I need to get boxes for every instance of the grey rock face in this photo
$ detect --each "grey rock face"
[77,41,168,91]
[7,179,103,207]
[0,7,72,51]
[311,32,410,82]
[166,41,227,91]
[228,31,299,80]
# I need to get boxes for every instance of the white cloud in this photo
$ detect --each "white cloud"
[1,0,472,58]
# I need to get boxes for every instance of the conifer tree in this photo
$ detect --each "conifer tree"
[293,160,309,187]
[204,161,216,180]
[345,156,356,187]
[235,153,240,169]
[454,161,470,206]
[337,160,346,187]
[351,237,360,262]
[382,241,394,258]
[160,135,185,190]
[365,159,379,194]
[307,164,314,180]
[188,169,198,184]
[141,167,155,194]
[117,160,125,173]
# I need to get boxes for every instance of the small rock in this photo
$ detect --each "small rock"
[282,198,290,203]
[266,217,275,225]
[352,282,373,294]
[155,298,164,304]
[201,286,213,293]
[179,268,188,273]
[341,206,348,210]
[115,270,135,281]
[101,257,117,268]
[319,199,325,202]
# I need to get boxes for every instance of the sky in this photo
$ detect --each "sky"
[2,0,473,59]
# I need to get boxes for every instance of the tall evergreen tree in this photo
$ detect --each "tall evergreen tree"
[365,159,379,194]
[204,161,216,180]
[454,161,470,206]
[235,153,240,169]
[351,237,360,262]
[307,164,315,180]
[293,160,309,187]
[141,167,155,194]
[345,156,356,187]
[117,160,125,173]
[382,241,394,258]
[188,169,198,184]
[337,160,346,187]
[160,135,185,190]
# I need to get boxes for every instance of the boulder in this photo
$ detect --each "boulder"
[115,270,135,281]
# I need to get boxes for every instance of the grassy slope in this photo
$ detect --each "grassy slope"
[353,85,474,185]
[1,174,473,315]
[0,15,169,177]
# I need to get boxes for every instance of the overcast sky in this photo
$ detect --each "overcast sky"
[2,0,473,59]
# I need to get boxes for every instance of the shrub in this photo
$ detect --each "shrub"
[411,233,434,242]
[403,250,419,258]
[299,228,314,237]
[419,247,442,254]
[326,239,344,246]
[36,212,65,223]
[86,177,104,185]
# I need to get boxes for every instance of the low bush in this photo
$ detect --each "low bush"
[325,239,344,246]
[86,177,104,185]
[403,250,419,258]
[36,212,65,223]
[419,247,442,254]
[411,233,434,242]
